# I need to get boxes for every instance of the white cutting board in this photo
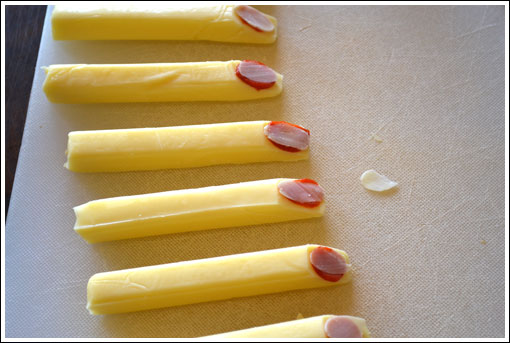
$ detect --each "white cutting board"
[6,5,505,338]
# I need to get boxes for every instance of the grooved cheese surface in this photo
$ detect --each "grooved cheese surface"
[87,245,350,314]
[65,121,307,172]
[51,5,277,43]
[74,179,324,243]
[5,5,505,338]
[42,61,283,103]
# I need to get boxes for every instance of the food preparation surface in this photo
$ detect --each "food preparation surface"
[5,5,505,337]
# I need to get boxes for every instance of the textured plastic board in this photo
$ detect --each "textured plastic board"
[5,5,505,338]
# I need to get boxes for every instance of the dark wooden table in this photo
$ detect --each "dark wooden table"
[5,5,47,216]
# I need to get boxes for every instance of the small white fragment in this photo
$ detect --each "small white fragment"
[360,170,398,192]
[369,132,383,143]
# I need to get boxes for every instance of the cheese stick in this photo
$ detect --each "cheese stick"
[65,121,310,173]
[87,245,351,315]
[42,60,282,103]
[52,5,277,43]
[203,315,370,338]
[74,178,325,243]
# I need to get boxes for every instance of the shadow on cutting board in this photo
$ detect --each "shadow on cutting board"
[55,38,280,67]
[69,157,312,203]
[364,186,400,198]
[51,92,286,135]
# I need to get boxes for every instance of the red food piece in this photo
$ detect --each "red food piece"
[324,317,362,338]
[264,121,310,152]
[235,60,277,90]
[234,5,275,32]
[309,246,347,282]
[277,179,324,208]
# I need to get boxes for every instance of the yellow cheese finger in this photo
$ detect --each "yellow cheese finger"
[87,245,351,315]
[42,60,282,103]
[74,178,325,243]
[52,5,277,43]
[65,121,310,173]
[203,315,371,338]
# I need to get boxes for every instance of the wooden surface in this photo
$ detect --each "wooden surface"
[5,5,46,215]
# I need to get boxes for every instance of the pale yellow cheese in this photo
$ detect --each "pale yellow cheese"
[65,121,307,172]
[87,245,350,315]
[52,5,277,43]
[42,61,283,103]
[74,179,324,243]
[204,315,370,338]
